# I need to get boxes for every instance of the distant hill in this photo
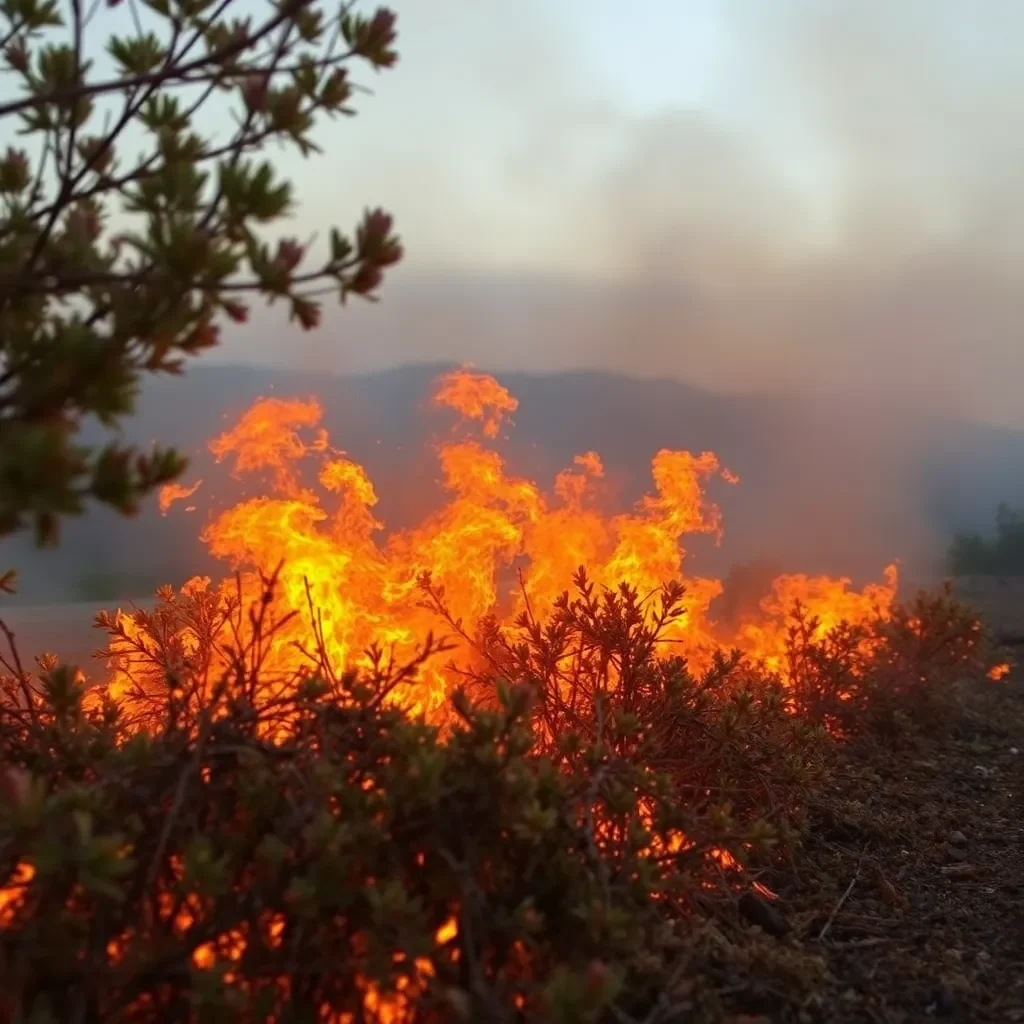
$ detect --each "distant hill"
[3,362,1024,605]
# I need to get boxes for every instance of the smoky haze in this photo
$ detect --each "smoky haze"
[5,2,1024,626]
[185,0,1024,599]
[220,0,1024,429]
[4,364,1024,621]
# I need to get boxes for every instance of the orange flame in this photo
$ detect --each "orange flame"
[104,368,899,720]
[0,861,33,928]
[158,479,202,515]
[432,366,518,438]
[3,369,914,1007]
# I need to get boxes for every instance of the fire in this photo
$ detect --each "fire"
[104,367,899,720]
[736,565,900,673]
[988,662,1011,681]
[0,861,33,928]
[0,368,925,1011]
[432,365,518,438]
[158,479,202,515]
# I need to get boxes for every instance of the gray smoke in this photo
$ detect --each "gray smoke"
[215,0,1024,431]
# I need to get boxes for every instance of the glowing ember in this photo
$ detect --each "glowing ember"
[988,662,1011,681]
[0,861,33,928]
[105,367,900,720]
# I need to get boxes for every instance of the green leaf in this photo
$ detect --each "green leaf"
[107,32,164,75]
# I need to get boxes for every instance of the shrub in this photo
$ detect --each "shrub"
[0,570,999,1020]
[783,583,997,736]
[442,570,827,841]
[0,572,801,1023]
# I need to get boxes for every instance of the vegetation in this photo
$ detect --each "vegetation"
[0,0,402,546]
[0,569,999,1021]
[947,503,1024,577]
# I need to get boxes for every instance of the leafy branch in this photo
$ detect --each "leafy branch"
[0,0,402,545]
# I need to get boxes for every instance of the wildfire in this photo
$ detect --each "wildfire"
[2,368,935,1016]
[103,367,899,720]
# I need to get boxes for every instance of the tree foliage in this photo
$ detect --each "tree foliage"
[0,0,402,545]
[947,502,1024,577]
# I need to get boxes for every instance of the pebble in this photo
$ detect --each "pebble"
[944,844,969,863]
[948,829,968,847]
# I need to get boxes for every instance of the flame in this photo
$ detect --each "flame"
[186,912,458,1022]
[99,853,458,1019]
[988,662,1011,681]
[158,479,202,515]
[0,861,33,928]
[109,367,901,722]
[432,365,518,438]
[736,565,899,672]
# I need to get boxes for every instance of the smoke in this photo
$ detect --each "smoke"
[206,0,1024,432]
[156,0,1020,584]
[8,5,1024,621]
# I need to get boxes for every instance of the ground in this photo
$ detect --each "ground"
[714,671,1024,1023]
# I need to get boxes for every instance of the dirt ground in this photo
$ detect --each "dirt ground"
[714,667,1024,1023]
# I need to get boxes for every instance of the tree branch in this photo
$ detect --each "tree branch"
[0,0,312,120]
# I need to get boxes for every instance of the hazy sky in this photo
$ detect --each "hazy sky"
[104,1,1024,425]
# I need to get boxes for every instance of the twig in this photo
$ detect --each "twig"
[818,859,863,940]
[0,616,37,715]
[0,0,313,120]
[828,936,893,949]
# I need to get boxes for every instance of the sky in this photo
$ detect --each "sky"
[68,0,1024,427]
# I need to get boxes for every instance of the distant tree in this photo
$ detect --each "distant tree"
[947,502,1024,576]
[0,0,402,546]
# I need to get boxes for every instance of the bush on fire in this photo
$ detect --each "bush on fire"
[0,571,997,1021]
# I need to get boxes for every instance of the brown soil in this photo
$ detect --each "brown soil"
[712,673,1024,1023]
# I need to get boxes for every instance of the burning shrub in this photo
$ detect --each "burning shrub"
[1,602,783,1024]
[446,569,828,841]
[0,562,1004,1020]
[783,583,997,736]
[0,361,1005,1019]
